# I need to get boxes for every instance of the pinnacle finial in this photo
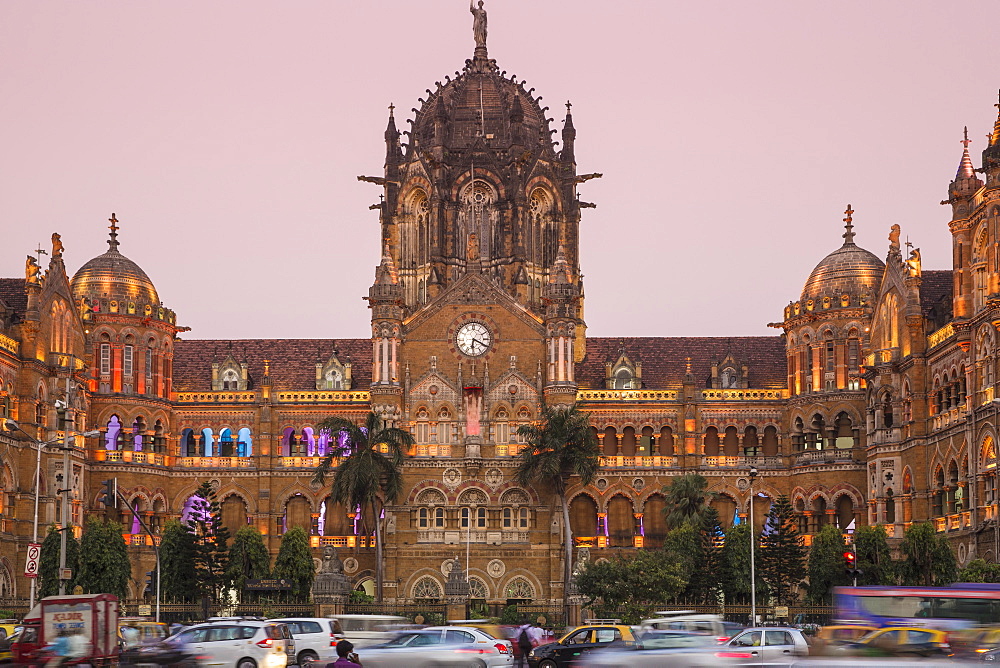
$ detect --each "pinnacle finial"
[962,126,971,149]
[991,89,1000,147]
[842,204,856,245]
[108,213,120,251]
[957,126,977,180]
[566,100,572,114]
[388,102,395,118]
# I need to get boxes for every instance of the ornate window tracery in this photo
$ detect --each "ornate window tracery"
[504,577,534,600]
[412,576,443,601]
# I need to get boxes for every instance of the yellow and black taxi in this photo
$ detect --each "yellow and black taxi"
[528,622,637,667]
[836,626,951,657]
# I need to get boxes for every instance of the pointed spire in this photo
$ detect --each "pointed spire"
[107,213,121,252]
[841,204,856,246]
[561,100,576,162]
[957,126,976,179]
[375,239,399,285]
[991,90,1000,147]
[384,103,402,165]
[549,242,572,284]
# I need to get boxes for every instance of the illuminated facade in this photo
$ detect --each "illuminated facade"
[1,6,999,608]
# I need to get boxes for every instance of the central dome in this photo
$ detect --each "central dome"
[409,51,555,154]
[801,241,884,301]
[71,224,160,307]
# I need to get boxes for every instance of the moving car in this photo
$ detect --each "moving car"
[332,614,408,649]
[716,627,810,665]
[528,623,638,667]
[270,617,344,666]
[167,619,295,668]
[835,626,951,658]
[360,625,513,667]
[578,630,719,668]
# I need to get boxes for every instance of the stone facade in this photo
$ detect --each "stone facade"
[1,5,1000,608]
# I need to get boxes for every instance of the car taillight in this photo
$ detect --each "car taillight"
[256,638,273,648]
[494,643,509,653]
[717,636,730,643]
[331,632,337,647]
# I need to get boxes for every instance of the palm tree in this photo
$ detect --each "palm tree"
[661,473,718,530]
[313,411,414,602]
[514,405,601,622]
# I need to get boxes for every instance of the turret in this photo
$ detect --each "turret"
[560,101,576,164]
[983,90,1000,181]
[945,128,983,319]
[384,104,402,168]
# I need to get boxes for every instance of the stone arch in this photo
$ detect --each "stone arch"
[569,493,598,538]
[710,492,738,529]
[500,572,539,601]
[606,494,634,547]
[406,481,450,505]
[642,492,667,548]
[704,426,720,456]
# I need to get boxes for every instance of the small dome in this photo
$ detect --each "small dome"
[71,223,159,306]
[801,242,884,301]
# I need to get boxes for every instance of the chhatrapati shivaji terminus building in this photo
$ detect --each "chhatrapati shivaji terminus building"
[1,1,998,618]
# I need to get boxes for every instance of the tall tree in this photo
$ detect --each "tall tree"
[159,519,199,602]
[900,521,957,586]
[854,524,895,586]
[185,482,231,603]
[689,507,725,604]
[575,549,686,623]
[661,473,719,531]
[76,517,130,600]
[272,526,314,602]
[39,525,78,598]
[514,405,601,623]
[807,523,851,604]
[759,495,807,605]
[314,411,414,602]
[720,522,766,605]
[226,526,271,602]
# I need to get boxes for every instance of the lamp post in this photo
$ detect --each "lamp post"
[3,418,98,609]
[748,465,758,626]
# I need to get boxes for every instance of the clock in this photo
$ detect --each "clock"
[455,322,492,357]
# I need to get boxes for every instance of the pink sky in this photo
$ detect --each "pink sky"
[1,1,996,340]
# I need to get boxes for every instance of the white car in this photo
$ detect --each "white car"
[360,625,513,667]
[270,617,344,666]
[167,620,295,668]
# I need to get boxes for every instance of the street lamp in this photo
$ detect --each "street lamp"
[748,465,758,626]
[3,418,99,609]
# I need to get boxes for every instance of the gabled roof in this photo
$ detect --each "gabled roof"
[0,279,28,321]
[172,339,371,392]
[577,336,787,390]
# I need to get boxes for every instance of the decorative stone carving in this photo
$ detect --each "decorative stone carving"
[312,546,351,603]
[485,468,503,487]
[343,557,358,574]
[445,556,470,600]
[486,559,505,578]
[443,468,462,487]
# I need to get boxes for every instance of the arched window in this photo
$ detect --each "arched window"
[742,426,759,457]
[221,369,239,391]
[613,369,634,390]
[704,426,720,456]
[722,426,739,457]
[493,409,510,445]
[105,416,122,450]
[469,577,489,601]
[412,576,443,601]
[569,495,598,538]
[602,427,618,456]
[237,427,253,457]
[504,577,534,601]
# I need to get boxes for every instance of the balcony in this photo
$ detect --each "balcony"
[47,352,86,370]
[701,389,789,401]
[576,389,678,402]
[275,391,370,403]
[494,444,525,457]
[927,323,956,349]
[92,450,169,466]
[278,456,324,468]
[931,406,968,432]
[175,392,257,403]
[794,450,858,466]
[310,535,374,548]
[0,333,18,355]
[178,456,254,469]
[123,534,162,547]
[701,455,784,469]
[869,428,902,446]
[599,455,676,468]
[413,445,453,458]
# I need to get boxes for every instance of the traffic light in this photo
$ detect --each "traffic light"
[144,570,156,598]
[844,550,862,578]
[97,478,117,508]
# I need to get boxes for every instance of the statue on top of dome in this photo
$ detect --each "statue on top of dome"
[470,0,487,48]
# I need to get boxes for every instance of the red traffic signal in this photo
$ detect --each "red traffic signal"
[844,551,856,566]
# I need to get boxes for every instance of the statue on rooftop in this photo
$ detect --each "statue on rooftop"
[51,233,64,259]
[25,255,39,284]
[470,0,487,48]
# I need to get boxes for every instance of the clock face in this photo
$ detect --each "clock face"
[456,322,492,357]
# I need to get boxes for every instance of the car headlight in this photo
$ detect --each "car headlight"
[529,648,536,657]
[986,654,997,662]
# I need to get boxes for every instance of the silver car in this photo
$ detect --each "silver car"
[578,630,721,668]
[719,627,810,666]
[359,626,513,668]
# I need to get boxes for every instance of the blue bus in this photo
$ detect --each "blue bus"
[834,584,1000,629]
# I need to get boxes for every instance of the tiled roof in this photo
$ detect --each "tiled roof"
[0,279,28,321]
[172,339,372,392]
[578,336,787,390]
[920,270,953,312]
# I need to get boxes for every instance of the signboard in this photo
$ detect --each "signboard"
[774,606,789,618]
[137,605,151,617]
[44,602,92,640]
[60,568,73,580]
[245,578,292,591]
[24,543,41,578]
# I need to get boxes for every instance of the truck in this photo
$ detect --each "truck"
[12,593,120,667]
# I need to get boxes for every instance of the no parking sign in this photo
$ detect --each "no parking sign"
[24,542,41,578]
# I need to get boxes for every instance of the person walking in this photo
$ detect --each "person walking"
[514,621,534,668]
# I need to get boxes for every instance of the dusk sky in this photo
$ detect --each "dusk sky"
[1,1,997,341]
